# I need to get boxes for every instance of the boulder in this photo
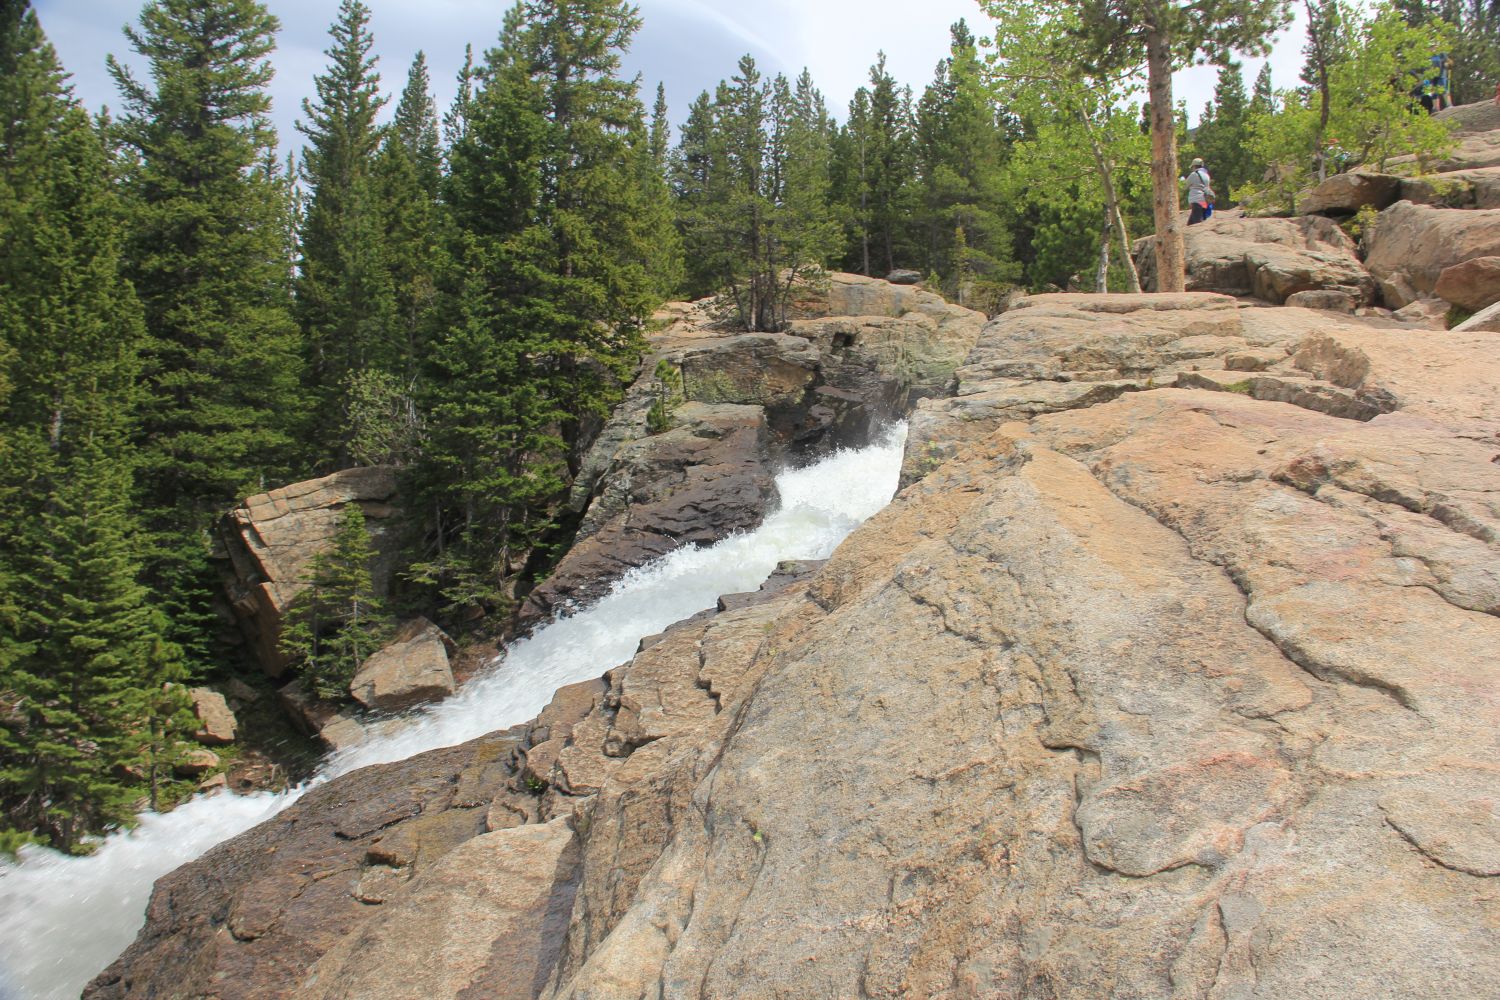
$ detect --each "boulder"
[86,733,535,1000]
[1134,214,1376,305]
[1454,299,1500,332]
[1285,289,1357,313]
[279,682,367,752]
[1433,255,1500,312]
[1364,201,1500,308]
[1392,297,1451,329]
[196,774,228,794]
[173,748,220,778]
[521,403,777,626]
[219,467,402,677]
[297,820,581,1000]
[349,619,457,713]
[885,268,923,285]
[677,332,820,413]
[791,271,984,329]
[790,310,985,407]
[189,688,237,746]
[1387,100,1500,173]
[1401,166,1500,209]
[1298,171,1403,215]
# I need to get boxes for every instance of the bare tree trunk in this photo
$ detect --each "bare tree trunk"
[1305,0,1332,184]
[1146,22,1185,293]
[1096,211,1112,293]
[859,138,871,276]
[1080,106,1143,294]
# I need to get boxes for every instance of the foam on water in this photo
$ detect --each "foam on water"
[0,423,907,1000]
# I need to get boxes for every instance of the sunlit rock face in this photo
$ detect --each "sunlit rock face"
[218,466,403,678]
[90,285,1500,999]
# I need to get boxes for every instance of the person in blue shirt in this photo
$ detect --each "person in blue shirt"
[1423,53,1452,113]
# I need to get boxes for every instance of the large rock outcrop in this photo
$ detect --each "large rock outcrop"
[97,291,1500,998]
[86,730,533,1000]
[87,565,827,999]
[1363,200,1500,308]
[219,467,403,677]
[1133,214,1376,304]
[521,275,986,626]
[1389,99,1500,173]
[900,292,1411,486]
[1401,165,1500,209]
[522,402,777,622]
[1298,170,1403,215]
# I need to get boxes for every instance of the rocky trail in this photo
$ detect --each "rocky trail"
[28,103,1500,999]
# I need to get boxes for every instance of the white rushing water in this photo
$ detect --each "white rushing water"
[0,423,908,1000]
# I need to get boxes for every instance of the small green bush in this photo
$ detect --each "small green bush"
[647,359,685,433]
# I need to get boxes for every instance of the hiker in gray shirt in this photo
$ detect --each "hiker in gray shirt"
[1186,158,1215,225]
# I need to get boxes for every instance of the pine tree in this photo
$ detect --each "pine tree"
[443,44,477,150]
[416,0,669,613]
[280,506,392,700]
[669,59,838,331]
[1194,61,1254,202]
[831,87,875,274]
[109,0,307,669]
[833,54,917,276]
[3,440,181,851]
[296,0,398,460]
[632,106,686,301]
[780,69,843,292]
[670,90,719,297]
[518,0,664,353]
[411,240,571,611]
[393,51,442,198]
[649,81,671,172]
[0,3,188,851]
[366,52,445,464]
[716,56,774,328]
[913,21,1018,303]
[1251,62,1277,116]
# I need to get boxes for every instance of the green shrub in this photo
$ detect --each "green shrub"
[646,359,685,434]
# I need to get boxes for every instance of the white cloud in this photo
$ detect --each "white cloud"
[647,0,783,60]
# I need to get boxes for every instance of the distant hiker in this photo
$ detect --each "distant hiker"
[1494,80,1500,107]
[1185,158,1215,226]
[1431,53,1453,111]
[1416,54,1453,114]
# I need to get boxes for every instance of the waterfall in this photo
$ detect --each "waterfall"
[0,423,908,1000]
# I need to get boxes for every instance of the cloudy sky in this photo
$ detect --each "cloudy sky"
[34,0,1306,146]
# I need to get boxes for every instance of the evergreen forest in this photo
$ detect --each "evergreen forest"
[0,0,1488,852]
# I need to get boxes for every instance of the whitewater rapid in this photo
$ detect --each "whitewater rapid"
[0,423,908,1000]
